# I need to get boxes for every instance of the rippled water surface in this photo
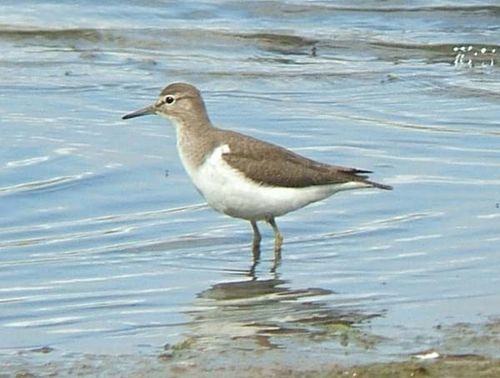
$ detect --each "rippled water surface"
[1,0,499,373]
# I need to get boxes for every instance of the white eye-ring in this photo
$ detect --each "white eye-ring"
[164,95,175,104]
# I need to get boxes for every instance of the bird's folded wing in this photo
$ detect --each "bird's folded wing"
[220,130,374,188]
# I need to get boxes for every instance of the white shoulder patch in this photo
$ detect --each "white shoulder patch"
[207,144,231,164]
[218,144,231,154]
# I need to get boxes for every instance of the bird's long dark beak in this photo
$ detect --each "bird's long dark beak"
[122,105,156,120]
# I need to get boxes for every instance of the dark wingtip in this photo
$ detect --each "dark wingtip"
[354,168,373,174]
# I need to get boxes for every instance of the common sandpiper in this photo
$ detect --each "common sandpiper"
[122,83,392,261]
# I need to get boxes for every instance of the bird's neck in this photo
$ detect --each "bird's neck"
[174,118,218,174]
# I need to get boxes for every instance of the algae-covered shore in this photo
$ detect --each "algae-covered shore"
[4,354,500,378]
[3,318,500,377]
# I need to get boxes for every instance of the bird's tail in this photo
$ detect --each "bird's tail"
[367,180,393,190]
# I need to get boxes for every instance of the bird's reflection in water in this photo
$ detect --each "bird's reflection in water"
[179,263,381,353]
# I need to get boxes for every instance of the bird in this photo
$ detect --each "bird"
[122,83,392,261]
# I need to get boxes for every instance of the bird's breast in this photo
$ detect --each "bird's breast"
[177,143,344,220]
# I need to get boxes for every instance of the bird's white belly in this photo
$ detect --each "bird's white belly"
[180,145,367,220]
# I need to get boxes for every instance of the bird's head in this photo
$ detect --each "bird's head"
[122,82,209,126]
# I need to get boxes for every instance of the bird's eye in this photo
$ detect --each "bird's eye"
[165,96,175,104]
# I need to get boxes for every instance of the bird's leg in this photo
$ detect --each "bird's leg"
[266,216,283,262]
[250,220,261,261]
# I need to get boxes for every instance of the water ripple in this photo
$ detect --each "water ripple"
[0,172,95,196]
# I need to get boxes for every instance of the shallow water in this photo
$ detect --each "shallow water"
[1,0,500,371]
